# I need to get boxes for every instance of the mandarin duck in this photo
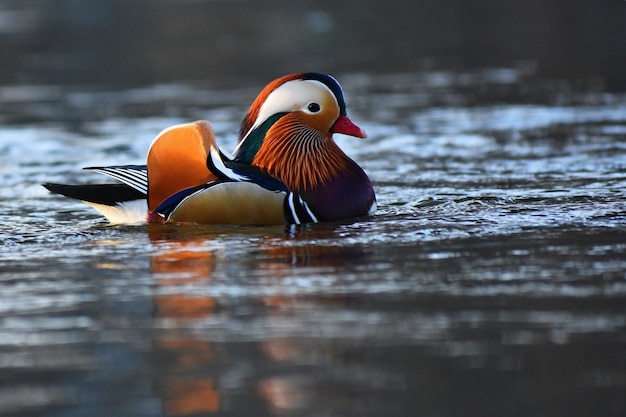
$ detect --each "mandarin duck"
[44,73,376,225]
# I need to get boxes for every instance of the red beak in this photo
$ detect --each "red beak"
[330,115,367,138]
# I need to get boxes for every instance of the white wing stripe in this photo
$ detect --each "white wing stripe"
[88,167,148,194]
[95,171,147,194]
[208,146,247,181]
[288,193,301,225]
[299,196,318,223]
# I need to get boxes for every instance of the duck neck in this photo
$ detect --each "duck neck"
[243,119,353,192]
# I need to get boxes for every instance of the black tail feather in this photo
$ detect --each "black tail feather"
[43,183,146,206]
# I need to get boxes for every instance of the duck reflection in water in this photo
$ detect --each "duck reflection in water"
[147,224,371,414]
[149,227,220,415]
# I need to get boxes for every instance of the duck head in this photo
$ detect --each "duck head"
[233,73,367,191]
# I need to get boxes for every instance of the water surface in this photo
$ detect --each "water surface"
[1,68,625,417]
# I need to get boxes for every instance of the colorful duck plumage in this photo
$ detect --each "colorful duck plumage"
[44,73,376,225]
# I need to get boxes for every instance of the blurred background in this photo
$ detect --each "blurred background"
[1,0,624,90]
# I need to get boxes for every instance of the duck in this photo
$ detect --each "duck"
[44,72,376,225]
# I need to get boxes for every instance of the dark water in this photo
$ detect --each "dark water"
[1,1,626,417]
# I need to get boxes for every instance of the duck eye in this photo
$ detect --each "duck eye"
[307,102,321,113]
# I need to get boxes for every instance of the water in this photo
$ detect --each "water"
[2,2,626,417]
[1,67,625,417]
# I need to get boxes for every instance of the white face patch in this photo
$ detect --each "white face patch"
[243,79,339,140]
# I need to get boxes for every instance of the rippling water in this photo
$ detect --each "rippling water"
[1,68,626,416]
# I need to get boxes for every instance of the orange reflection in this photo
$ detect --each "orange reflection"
[149,227,222,415]
[154,294,216,320]
[163,378,220,415]
[258,377,306,411]
[147,223,370,415]
[156,338,215,368]
[150,227,216,322]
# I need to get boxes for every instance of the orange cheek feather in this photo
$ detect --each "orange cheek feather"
[252,112,349,192]
[303,94,339,133]
[147,121,218,212]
